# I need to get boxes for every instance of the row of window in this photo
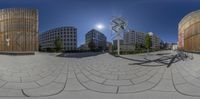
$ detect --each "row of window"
[46,29,76,33]
[43,31,76,35]
[43,43,76,46]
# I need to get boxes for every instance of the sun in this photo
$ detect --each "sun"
[96,23,104,30]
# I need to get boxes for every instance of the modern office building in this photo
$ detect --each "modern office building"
[178,10,200,52]
[78,44,89,51]
[39,26,77,51]
[124,30,146,47]
[148,32,161,49]
[0,8,38,52]
[86,29,107,50]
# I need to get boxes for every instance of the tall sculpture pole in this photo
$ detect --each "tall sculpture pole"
[111,17,128,56]
[117,32,120,55]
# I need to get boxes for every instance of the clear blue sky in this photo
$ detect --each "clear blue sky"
[1,0,200,46]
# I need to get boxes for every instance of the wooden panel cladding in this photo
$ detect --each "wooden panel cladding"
[178,10,200,52]
[0,8,38,52]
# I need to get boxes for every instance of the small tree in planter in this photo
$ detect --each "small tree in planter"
[145,34,151,54]
[54,37,62,52]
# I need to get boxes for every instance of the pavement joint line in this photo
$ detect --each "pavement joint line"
[0,81,8,88]
[20,77,22,83]
[129,79,135,85]
[170,65,200,97]
[146,80,155,84]
[35,79,44,87]
[2,51,198,97]
[102,79,107,84]
[63,89,88,92]
[149,89,177,92]
[175,82,187,85]
[81,67,111,81]
[52,81,65,84]
[20,60,69,97]
[176,65,200,88]
[162,78,172,80]
[116,86,119,94]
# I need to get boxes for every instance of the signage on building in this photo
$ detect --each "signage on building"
[179,32,184,48]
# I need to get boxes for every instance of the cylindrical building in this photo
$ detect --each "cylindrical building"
[178,10,200,52]
[0,8,38,52]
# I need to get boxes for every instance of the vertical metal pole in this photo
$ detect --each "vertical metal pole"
[117,33,120,55]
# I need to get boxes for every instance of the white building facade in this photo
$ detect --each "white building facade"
[39,26,77,51]
[148,32,161,49]
[124,30,146,47]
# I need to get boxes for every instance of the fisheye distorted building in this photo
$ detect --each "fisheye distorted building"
[0,8,39,52]
[39,26,77,51]
[148,32,161,49]
[124,30,146,46]
[86,29,107,50]
[178,10,200,52]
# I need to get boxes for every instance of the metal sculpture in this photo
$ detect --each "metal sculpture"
[111,17,128,55]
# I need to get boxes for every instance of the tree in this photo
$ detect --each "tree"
[54,37,62,52]
[135,43,141,50]
[145,34,151,53]
[88,40,96,51]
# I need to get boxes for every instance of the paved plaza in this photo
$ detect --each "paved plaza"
[0,51,200,99]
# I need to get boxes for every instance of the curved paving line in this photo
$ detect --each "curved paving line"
[85,62,152,76]
[181,62,200,78]
[75,64,165,94]
[118,67,165,94]
[176,65,200,87]
[84,65,145,80]
[0,66,63,91]
[0,64,66,97]
[78,63,158,84]
[20,61,69,97]
[171,66,200,97]
[84,62,144,73]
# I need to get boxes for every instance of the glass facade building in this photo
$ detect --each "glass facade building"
[86,29,107,50]
[0,8,38,52]
[178,10,200,52]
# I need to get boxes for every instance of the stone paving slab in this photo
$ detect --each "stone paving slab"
[118,81,154,93]
[0,89,23,97]
[23,82,64,96]
[1,51,200,98]
[82,81,118,93]
[171,53,200,97]
[64,78,86,91]
[2,82,39,89]
[0,53,67,97]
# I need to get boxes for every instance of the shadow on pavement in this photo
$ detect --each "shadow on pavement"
[57,52,104,58]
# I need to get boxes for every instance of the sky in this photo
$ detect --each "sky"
[1,0,200,46]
